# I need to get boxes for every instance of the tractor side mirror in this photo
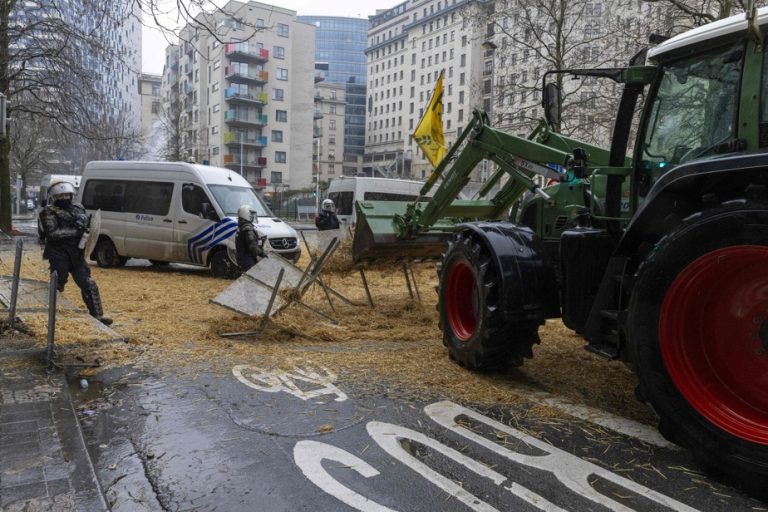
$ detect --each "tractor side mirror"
[543,83,561,129]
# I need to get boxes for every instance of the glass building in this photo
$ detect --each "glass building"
[298,16,368,158]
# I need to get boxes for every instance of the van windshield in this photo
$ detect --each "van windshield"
[208,185,273,217]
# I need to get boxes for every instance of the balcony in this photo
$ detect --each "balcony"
[313,127,323,138]
[223,154,268,169]
[224,132,268,147]
[225,67,268,84]
[224,110,267,127]
[183,82,194,95]
[224,88,268,106]
[225,43,269,63]
[185,62,193,76]
[314,110,323,120]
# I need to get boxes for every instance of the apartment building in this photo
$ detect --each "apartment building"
[139,73,163,159]
[313,81,347,185]
[365,0,488,181]
[162,0,316,190]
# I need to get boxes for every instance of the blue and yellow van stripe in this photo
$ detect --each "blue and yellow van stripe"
[187,218,238,264]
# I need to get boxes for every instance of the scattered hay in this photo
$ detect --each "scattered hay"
[4,248,654,424]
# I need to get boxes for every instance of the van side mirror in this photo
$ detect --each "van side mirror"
[543,83,561,129]
[201,203,219,221]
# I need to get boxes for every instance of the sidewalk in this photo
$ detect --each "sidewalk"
[0,340,108,512]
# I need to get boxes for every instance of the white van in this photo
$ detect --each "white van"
[326,176,432,225]
[78,161,300,277]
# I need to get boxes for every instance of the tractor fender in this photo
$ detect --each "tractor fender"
[457,221,560,322]
[617,151,768,260]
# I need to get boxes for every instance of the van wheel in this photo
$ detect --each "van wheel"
[93,238,127,268]
[210,249,237,279]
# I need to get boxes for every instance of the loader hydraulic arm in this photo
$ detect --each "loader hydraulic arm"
[393,110,577,239]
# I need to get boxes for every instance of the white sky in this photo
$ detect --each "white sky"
[141,0,387,74]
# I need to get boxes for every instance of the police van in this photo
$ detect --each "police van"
[77,161,300,277]
[325,176,434,225]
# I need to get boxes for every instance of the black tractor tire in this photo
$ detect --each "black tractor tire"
[209,248,238,279]
[92,238,128,268]
[438,231,539,370]
[627,202,768,498]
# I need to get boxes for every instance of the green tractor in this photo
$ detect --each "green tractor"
[352,9,768,495]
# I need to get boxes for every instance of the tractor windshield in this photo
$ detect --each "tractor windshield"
[640,43,743,175]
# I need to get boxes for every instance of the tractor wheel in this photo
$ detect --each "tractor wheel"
[438,231,539,370]
[627,203,768,497]
[93,238,128,268]
[209,248,238,279]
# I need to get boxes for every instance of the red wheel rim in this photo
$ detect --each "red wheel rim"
[660,245,768,444]
[446,260,479,342]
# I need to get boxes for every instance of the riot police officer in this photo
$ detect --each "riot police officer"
[39,181,112,325]
[235,204,265,271]
[315,198,340,231]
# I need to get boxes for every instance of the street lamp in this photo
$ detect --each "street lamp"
[481,40,498,187]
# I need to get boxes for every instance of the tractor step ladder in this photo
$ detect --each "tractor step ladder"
[584,255,630,359]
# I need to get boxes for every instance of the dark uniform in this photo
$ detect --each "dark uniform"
[39,201,111,324]
[315,210,340,231]
[235,218,265,271]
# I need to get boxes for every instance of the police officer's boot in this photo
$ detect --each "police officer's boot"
[82,279,113,326]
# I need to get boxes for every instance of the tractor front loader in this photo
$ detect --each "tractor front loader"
[352,9,768,496]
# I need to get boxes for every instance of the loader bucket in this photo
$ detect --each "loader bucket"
[352,200,454,262]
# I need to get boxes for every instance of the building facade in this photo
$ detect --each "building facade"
[139,73,163,159]
[365,0,488,181]
[313,81,347,187]
[298,16,368,176]
[162,0,316,191]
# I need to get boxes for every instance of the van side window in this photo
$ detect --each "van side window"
[82,180,126,212]
[363,192,420,202]
[327,191,353,215]
[125,182,173,215]
[182,183,214,218]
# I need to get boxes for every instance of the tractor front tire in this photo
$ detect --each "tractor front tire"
[628,203,768,497]
[438,231,539,370]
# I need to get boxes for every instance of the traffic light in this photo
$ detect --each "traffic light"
[0,93,9,138]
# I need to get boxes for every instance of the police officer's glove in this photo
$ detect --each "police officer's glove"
[75,214,89,232]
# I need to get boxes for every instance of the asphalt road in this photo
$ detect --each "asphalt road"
[69,359,765,512]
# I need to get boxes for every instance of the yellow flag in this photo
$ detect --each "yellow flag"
[413,72,445,168]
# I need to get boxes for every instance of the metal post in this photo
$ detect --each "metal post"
[46,271,58,371]
[8,239,22,328]
[359,269,374,307]
[314,138,321,212]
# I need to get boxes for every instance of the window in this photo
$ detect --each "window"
[276,110,287,122]
[271,171,282,183]
[277,23,289,37]
[211,126,219,134]
[213,60,220,70]
[212,82,219,92]
[272,130,283,142]
[277,68,288,80]
[329,119,336,130]
[273,88,284,101]
[329,105,337,114]
[82,180,173,215]
[182,183,215,218]
[275,151,287,163]
[212,104,220,113]
[273,46,285,59]
[329,134,336,145]
[151,101,160,114]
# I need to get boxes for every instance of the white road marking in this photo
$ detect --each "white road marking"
[426,401,700,512]
[232,365,348,402]
[367,421,566,512]
[293,440,396,512]
[518,388,675,449]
